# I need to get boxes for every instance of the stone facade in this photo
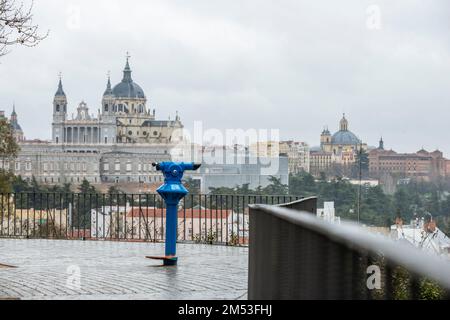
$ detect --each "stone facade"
[368,141,448,181]
[249,140,310,174]
[309,151,332,177]
[279,140,310,174]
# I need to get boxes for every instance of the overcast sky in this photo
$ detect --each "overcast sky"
[1,0,450,153]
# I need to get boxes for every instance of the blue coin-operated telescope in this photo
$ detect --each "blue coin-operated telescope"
[147,162,201,266]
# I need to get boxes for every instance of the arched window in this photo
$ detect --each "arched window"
[56,105,60,112]
[104,104,109,112]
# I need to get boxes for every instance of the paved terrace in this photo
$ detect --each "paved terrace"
[0,239,248,300]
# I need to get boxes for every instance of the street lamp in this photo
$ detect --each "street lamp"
[356,139,363,223]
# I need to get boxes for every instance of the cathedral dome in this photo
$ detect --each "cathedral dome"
[330,114,360,145]
[11,121,22,132]
[112,57,146,99]
[331,130,360,145]
[112,81,145,99]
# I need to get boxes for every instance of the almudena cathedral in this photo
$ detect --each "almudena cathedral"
[6,57,185,188]
[2,57,289,192]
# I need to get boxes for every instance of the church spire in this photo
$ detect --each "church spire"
[104,71,113,96]
[55,73,66,96]
[122,52,132,82]
[379,137,384,150]
[10,103,17,123]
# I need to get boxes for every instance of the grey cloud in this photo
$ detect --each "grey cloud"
[0,0,449,154]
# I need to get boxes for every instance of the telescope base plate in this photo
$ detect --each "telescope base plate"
[146,255,178,266]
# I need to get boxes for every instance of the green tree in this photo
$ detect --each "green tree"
[183,177,201,194]
[12,175,30,193]
[78,178,98,194]
[209,186,238,195]
[352,149,369,179]
[262,176,288,195]
[0,117,19,193]
[289,171,317,196]
[393,187,414,221]
[72,179,100,230]
[0,117,19,158]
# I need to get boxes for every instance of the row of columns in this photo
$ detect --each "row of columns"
[64,126,106,144]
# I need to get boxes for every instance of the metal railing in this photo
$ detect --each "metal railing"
[0,193,302,246]
[248,200,450,300]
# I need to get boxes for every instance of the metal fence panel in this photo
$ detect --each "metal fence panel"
[248,201,450,300]
[0,193,302,247]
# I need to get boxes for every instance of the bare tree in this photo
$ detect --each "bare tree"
[0,0,48,57]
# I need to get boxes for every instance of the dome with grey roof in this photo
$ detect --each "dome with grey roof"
[112,58,146,99]
[329,114,361,145]
[331,130,360,145]
[11,121,22,132]
[113,82,145,99]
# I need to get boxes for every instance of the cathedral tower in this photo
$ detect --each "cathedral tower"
[102,74,115,116]
[52,76,67,144]
[320,127,331,149]
[53,77,67,123]
[378,137,384,150]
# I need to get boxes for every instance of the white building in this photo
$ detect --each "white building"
[391,218,450,257]
[90,205,129,238]
[249,140,310,174]
[317,201,340,224]
[279,140,310,174]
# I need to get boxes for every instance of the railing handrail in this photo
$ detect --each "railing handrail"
[277,196,316,206]
[4,193,302,197]
[249,204,450,290]
[277,196,317,213]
